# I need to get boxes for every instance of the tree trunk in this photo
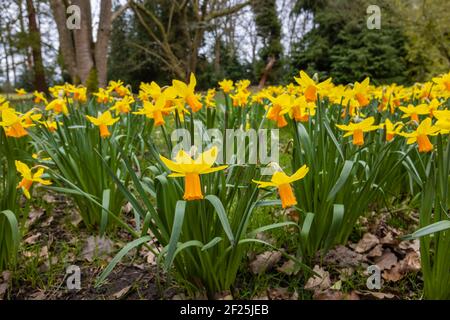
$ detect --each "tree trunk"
[50,0,78,83]
[258,56,276,89]
[72,0,94,84]
[26,0,48,93]
[95,0,112,88]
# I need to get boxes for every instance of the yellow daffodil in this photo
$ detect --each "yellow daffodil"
[218,79,234,93]
[433,110,450,132]
[93,88,112,104]
[110,96,135,114]
[399,104,430,122]
[433,71,450,93]
[86,111,119,138]
[253,164,309,209]
[133,95,173,126]
[230,89,251,108]
[353,78,371,107]
[173,73,202,112]
[159,146,228,201]
[15,88,27,96]
[15,161,52,199]
[0,109,31,138]
[266,94,292,127]
[41,120,61,132]
[382,119,404,141]
[45,98,68,115]
[336,117,379,146]
[33,91,47,104]
[204,89,216,108]
[294,70,332,102]
[72,87,87,102]
[22,109,42,125]
[399,118,440,153]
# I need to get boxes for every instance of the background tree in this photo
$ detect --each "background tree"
[251,0,283,87]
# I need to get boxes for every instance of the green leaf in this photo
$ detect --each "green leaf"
[402,220,450,240]
[100,189,111,236]
[248,221,298,238]
[96,235,152,286]
[324,204,344,250]
[327,161,353,201]
[202,237,223,251]
[300,212,315,244]
[205,195,235,245]
[164,200,186,270]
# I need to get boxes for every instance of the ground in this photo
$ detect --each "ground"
[0,189,424,300]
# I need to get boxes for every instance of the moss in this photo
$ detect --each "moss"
[86,68,99,94]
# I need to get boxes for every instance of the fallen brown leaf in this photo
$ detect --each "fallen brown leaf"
[367,244,383,258]
[276,260,299,276]
[374,250,397,270]
[313,290,359,300]
[29,290,46,300]
[382,264,403,282]
[355,233,379,253]
[356,290,395,300]
[25,208,44,228]
[82,236,114,262]
[24,233,41,245]
[111,285,132,299]
[402,251,421,272]
[323,245,367,267]
[304,265,331,291]
[267,287,297,300]
[249,251,282,275]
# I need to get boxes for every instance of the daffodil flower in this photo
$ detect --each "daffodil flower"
[45,98,68,115]
[267,94,292,128]
[15,88,27,96]
[336,117,379,146]
[86,111,119,138]
[399,104,429,122]
[382,119,404,141]
[93,88,112,104]
[33,91,47,104]
[110,96,135,114]
[159,146,228,201]
[353,78,371,107]
[399,118,440,153]
[253,165,309,209]
[0,109,31,138]
[218,79,234,93]
[294,70,332,102]
[434,110,450,133]
[173,73,202,112]
[133,95,173,126]
[432,71,450,93]
[15,161,52,199]
[230,89,250,108]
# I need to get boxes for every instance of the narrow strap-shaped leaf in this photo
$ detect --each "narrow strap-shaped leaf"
[202,237,223,251]
[402,220,450,240]
[324,204,344,251]
[164,200,186,270]
[300,212,315,244]
[96,235,152,286]
[100,189,111,235]
[205,195,235,245]
[0,210,19,257]
[247,221,298,238]
[327,160,354,201]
